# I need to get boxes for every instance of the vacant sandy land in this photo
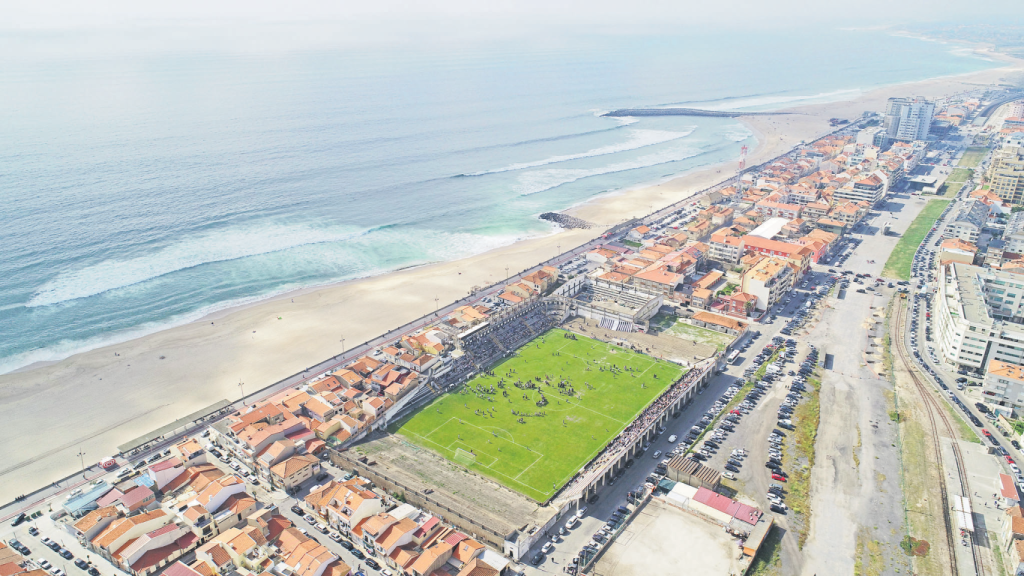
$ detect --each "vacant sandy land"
[593,498,741,576]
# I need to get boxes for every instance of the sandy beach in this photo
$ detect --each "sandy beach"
[1,51,1021,504]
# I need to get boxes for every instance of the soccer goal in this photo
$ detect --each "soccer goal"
[453,447,477,466]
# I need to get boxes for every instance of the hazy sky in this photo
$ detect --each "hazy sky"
[6,0,1022,29]
[2,0,1022,53]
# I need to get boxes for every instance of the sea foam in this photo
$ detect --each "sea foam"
[515,145,701,196]
[467,128,695,176]
[26,223,370,308]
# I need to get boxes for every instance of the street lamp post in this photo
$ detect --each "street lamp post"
[434,296,439,315]
[341,336,346,356]
[76,447,86,473]
[238,380,245,402]
[505,266,509,283]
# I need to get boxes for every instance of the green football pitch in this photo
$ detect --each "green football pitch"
[393,328,685,502]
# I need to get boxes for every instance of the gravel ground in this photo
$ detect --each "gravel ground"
[592,499,741,576]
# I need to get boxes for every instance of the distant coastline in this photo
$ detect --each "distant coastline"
[602,108,791,118]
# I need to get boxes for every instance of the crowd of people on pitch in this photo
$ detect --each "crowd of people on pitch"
[559,360,710,494]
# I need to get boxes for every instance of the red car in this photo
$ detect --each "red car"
[730,410,741,416]
[983,429,992,437]
[1005,455,1015,464]
[771,473,787,482]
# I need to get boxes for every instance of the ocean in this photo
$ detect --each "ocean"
[0,28,997,374]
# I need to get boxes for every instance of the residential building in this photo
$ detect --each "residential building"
[277,528,337,576]
[720,292,757,318]
[827,201,869,226]
[983,360,1024,414]
[835,172,888,205]
[943,198,989,243]
[72,507,121,542]
[883,97,935,142]
[1003,505,1024,561]
[989,146,1024,205]
[740,257,794,312]
[190,476,247,516]
[109,523,197,576]
[1005,210,1024,254]
[269,454,320,490]
[409,542,454,576]
[741,236,812,278]
[305,479,385,534]
[147,459,185,492]
[626,226,650,241]
[857,126,889,149]
[939,238,978,266]
[708,233,744,265]
[90,510,173,560]
[935,263,1024,371]
[801,201,831,221]
[118,486,157,514]
[371,517,418,558]
[631,267,681,297]
[235,418,308,463]
[753,200,802,220]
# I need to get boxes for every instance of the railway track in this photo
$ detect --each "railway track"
[893,300,985,576]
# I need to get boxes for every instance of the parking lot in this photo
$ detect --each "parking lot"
[6,506,108,576]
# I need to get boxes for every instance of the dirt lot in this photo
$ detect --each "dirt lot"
[344,433,557,539]
[592,498,742,576]
[562,316,720,366]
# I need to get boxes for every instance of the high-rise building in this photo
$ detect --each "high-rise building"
[988,146,1024,205]
[883,97,935,142]
[1008,99,1024,119]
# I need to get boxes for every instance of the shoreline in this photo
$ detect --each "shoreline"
[0,139,749,378]
[1,52,1022,503]
[1,45,1008,378]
